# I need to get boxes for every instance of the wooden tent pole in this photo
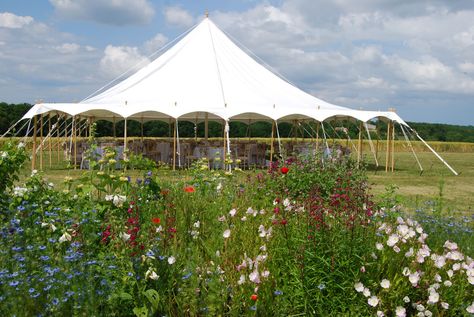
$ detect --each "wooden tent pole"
[173,120,176,171]
[385,121,391,172]
[31,116,37,171]
[57,113,61,162]
[222,120,226,170]
[204,113,209,142]
[73,116,77,170]
[48,114,52,168]
[112,116,116,142]
[391,121,395,172]
[40,114,44,171]
[316,122,320,152]
[141,117,144,142]
[270,121,275,162]
[357,121,363,167]
[124,118,128,161]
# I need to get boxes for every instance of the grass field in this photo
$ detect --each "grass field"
[19,145,474,215]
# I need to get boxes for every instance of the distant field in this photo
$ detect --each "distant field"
[14,137,474,214]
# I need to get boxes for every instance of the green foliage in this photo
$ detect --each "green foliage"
[0,142,472,316]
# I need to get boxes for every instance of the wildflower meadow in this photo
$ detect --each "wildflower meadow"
[0,140,473,316]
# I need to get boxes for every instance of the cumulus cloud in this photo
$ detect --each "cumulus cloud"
[0,12,34,29]
[163,6,195,28]
[100,45,149,78]
[55,43,80,54]
[49,0,155,25]
[143,33,168,54]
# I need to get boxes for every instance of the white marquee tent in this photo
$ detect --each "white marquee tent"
[9,17,457,175]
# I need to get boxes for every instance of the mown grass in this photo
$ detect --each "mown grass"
[18,142,474,214]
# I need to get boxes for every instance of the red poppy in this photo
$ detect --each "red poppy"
[250,294,258,301]
[184,186,195,193]
[280,166,289,174]
[152,217,161,224]
[280,219,288,225]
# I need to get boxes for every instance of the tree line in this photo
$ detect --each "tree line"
[1,102,473,142]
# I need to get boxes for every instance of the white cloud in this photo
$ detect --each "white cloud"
[55,43,80,54]
[459,62,474,73]
[0,12,34,29]
[100,45,149,78]
[163,6,195,28]
[143,33,168,54]
[49,0,155,25]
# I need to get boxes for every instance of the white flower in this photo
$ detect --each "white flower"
[402,267,410,276]
[50,224,57,232]
[240,216,247,221]
[376,243,384,250]
[112,195,126,207]
[368,296,379,307]
[238,274,245,285]
[377,311,384,317]
[119,232,131,242]
[59,232,72,243]
[434,255,446,268]
[218,215,226,222]
[405,248,414,257]
[246,207,257,217]
[403,296,410,303]
[156,225,163,233]
[249,270,260,284]
[193,221,200,228]
[223,229,231,239]
[409,272,420,285]
[466,301,474,314]
[17,142,25,149]
[363,288,371,297]
[380,279,390,289]
[395,306,406,317]
[229,208,237,217]
[434,274,442,282]
[416,304,425,311]
[424,310,432,317]
[354,282,364,293]
[387,234,399,247]
[441,302,449,309]
[393,246,401,253]
[168,256,176,265]
[444,240,458,251]
[427,291,439,304]
[452,263,461,271]
[262,270,270,278]
[216,182,222,192]
[444,280,452,287]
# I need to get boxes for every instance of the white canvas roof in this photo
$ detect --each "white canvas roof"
[22,17,407,126]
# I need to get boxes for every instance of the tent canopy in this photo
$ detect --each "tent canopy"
[22,17,407,126]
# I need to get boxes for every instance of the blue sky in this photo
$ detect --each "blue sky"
[1,0,473,125]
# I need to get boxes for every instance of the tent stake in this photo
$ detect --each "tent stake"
[40,114,44,171]
[74,116,77,170]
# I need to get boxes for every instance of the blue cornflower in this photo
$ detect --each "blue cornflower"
[182,272,192,280]
[11,246,23,252]
[66,291,75,297]
[127,272,134,277]
[43,285,52,291]
[31,292,40,298]
[29,288,36,293]
[38,245,46,250]
[274,290,283,296]
[249,305,257,311]
[9,281,19,287]
[48,238,56,243]
[26,245,34,250]
[318,283,326,290]
[108,265,117,269]
[51,298,59,305]
[40,255,50,261]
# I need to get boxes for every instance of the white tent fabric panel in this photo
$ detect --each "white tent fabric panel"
[20,17,408,127]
